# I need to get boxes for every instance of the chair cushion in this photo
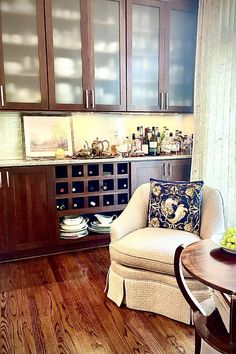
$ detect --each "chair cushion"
[110,227,200,276]
[148,179,204,235]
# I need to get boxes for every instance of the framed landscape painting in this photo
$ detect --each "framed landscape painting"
[23,115,73,158]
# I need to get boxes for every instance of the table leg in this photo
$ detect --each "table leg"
[230,294,236,354]
[195,331,201,354]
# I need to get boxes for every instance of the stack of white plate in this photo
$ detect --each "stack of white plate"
[88,220,111,234]
[88,214,117,234]
[60,215,89,239]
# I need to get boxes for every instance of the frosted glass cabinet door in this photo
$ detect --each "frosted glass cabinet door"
[127,0,164,111]
[47,0,83,108]
[167,5,197,111]
[92,0,125,110]
[0,0,48,109]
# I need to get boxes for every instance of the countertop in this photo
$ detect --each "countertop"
[0,154,191,167]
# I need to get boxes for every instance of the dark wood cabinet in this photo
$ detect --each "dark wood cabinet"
[0,169,9,253]
[0,0,48,110]
[0,0,197,113]
[45,0,126,111]
[130,158,191,193]
[0,158,191,260]
[0,166,56,257]
[127,0,198,113]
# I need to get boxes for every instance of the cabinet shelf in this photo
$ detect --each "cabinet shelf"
[58,232,110,245]
[52,14,80,22]
[1,10,36,16]
[132,52,158,58]
[4,72,39,78]
[2,41,38,48]
[132,29,158,35]
[132,79,158,84]
[53,45,82,51]
[55,75,82,80]
[57,204,126,216]
[56,189,129,198]
[95,78,118,82]
[94,50,119,55]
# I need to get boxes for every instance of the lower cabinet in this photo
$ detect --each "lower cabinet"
[130,158,191,194]
[0,169,9,254]
[0,158,191,261]
[0,166,56,258]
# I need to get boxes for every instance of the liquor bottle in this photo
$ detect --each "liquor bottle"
[142,136,149,155]
[135,129,142,151]
[161,129,171,155]
[156,131,161,155]
[178,131,184,151]
[160,126,167,143]
[139,126,144,142]
[131,133,136,154]
[123,136,131,154]
[149,128,158,156]
[172,130,181,153]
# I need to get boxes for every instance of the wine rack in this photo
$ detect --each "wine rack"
[55,162,130,214]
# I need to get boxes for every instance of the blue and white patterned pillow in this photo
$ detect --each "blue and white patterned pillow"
[148,179,204,235]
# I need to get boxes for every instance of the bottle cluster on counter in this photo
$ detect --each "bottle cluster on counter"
[119,126,193,157]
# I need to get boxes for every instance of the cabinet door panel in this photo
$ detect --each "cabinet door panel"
[0,170,8,254]
[127,0,165,111]
[45,0,85,110]
[166,159,191,181]
[131,160,163,194]
[0,0,48,110]
[92,0,126,110]
[164,2,197,112]
[8,167,56,252]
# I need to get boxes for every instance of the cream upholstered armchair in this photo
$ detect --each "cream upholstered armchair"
[107,183,225,324]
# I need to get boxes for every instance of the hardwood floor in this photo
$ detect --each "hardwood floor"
[0,247,195,354]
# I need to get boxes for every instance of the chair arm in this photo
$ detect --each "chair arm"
[110,183,150,243]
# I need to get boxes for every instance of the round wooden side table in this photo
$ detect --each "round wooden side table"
[174,239,236,354]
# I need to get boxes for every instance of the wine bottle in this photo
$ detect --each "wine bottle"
[149,128,158,156]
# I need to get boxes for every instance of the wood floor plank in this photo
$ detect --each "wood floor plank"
[0,247,195,354]
[49,253,123,354]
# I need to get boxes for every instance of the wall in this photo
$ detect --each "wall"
[0,112,194,159]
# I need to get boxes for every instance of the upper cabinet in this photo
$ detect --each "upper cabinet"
[164,1,198,112]
[0,0,197,113]
[127,0,198,113]
[0,0,48,110]
[45,0,126,111]
[127,0,165,111]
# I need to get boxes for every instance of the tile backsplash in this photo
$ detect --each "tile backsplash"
[0,112,194,160]
[0,113,23,159]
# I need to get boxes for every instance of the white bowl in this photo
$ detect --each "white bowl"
[63,215,84,226]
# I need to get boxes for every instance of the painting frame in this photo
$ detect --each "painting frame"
[22,115,73,158]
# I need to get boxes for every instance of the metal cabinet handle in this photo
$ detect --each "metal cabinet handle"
[0,172,2,188]
[6,171,10,188]
[163,163,166,177]
[160,92,164,110]
[165,92,169,110]
[168,162,171,176]
[91,89,95,109]
[85,90,89,109]
[0,85,5,107]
